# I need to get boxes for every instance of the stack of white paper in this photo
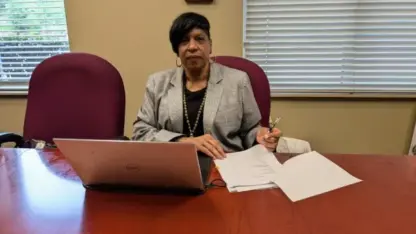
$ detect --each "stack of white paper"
[214,145,362,202]
[214,145,281,192]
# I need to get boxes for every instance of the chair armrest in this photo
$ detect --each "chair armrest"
[0,132,24,147]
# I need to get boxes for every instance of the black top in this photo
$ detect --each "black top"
[182,84,206,138]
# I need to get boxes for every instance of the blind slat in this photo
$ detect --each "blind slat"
[1,0,63,3]
[0,17,66,22]
[247,0,416,5]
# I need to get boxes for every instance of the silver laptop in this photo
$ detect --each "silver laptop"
[53,138,211,194]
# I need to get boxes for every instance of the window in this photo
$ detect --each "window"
[243,0,416,96]
[0,0,69,95]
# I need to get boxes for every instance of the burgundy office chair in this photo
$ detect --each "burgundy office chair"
[0,52,126,147]
[214,56,270,127]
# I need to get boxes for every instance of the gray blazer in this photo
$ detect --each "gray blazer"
[132,63,262,152]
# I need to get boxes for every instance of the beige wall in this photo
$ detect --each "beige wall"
[1,0,415,155]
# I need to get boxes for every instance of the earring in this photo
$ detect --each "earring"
[176,57,182,67]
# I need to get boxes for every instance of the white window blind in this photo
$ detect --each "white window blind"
[0,0,69,94]
[243,0,416,96]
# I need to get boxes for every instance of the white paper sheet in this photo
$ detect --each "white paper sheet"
[214,146,362,200]
[214,145,281,192]
[232,183,278,193]
[273,151,362,202]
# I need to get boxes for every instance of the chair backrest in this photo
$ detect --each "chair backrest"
[214,56,270,127]
[23,52,126,143]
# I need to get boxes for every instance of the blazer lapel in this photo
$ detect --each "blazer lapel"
[203,63,223,134]
[168,67,184,133]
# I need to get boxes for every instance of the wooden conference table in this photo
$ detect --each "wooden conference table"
[1,148,416,234]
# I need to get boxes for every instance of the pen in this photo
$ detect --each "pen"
[269,117,281,131]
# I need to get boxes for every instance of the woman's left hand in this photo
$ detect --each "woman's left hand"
[256,127,281,152]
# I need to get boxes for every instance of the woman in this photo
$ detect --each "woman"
[132,12,281,159]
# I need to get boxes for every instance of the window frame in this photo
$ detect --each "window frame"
[0,0,70,96]
[241,0,416,98]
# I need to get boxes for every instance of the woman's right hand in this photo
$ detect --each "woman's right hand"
[178,134,226,159]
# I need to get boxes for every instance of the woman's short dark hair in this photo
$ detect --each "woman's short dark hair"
[169,12,211,55]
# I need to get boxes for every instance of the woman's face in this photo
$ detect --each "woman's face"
[178,28,212,71]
